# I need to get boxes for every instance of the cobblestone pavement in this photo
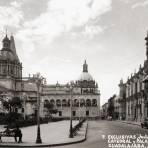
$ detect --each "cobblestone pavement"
[51,120,148,148]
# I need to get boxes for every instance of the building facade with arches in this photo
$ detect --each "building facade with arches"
[41,61,100,119]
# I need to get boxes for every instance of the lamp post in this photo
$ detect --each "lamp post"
[33,73,45,144]
[69,83,73,138]
[22,92,26,120]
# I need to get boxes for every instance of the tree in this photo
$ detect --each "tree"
[44,102,57,118]
[3,97,22,112]
[3,100,10,111]
[9,97,22,111]
[2,97,23,126]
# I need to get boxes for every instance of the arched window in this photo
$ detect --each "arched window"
[62,99,67,107]
[86,99,91,107]
[74,99,79,107]
[44,99,49,107]
[56,99,61,107]
[80,99,85,107]
[50,99,55,106]
[92,99,97,106]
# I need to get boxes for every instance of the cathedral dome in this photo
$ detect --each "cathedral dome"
[79,72,93,81]
[78,60,93,81]
[0,50,16,61]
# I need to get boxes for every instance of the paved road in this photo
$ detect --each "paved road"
[51,120,148,148]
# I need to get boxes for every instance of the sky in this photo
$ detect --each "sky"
[0,0,148,106]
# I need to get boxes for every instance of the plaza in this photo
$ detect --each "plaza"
[0,120,87,147]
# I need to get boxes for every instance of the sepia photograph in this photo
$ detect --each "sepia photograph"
[0,0,148,147]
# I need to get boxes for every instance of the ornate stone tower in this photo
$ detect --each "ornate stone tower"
[0,33,22,90]
[144,31,148,74]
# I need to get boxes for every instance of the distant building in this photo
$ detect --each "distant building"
[118,32,148,122]
[42,60,100,119]
[118,79,126,120]
[102,31,148,122]
[114,95,120,120]
[101,102,108,119]
[125,68,145,122]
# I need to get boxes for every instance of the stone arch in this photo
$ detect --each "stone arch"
[56,99,61,107]
[92,99,97,106]
[80,99,85,107]
[50,99,55,106]
[74,99,79,107]
[86,99,91,107]
[62,99,67,107]
[44,99,49,106]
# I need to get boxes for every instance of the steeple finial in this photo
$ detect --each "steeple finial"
[145,31,148,59]
[6,28,7,37]
[83,60,88,72]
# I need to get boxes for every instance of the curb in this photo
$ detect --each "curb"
[0,122,88,147]
[118,120,141,127]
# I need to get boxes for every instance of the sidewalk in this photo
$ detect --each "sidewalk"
[117,120,141,126]
[0,120,88,147]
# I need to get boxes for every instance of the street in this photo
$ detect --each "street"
[51,120,148,148]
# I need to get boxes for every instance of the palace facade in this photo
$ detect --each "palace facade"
[101,32,148,122]
[42,61,100,119]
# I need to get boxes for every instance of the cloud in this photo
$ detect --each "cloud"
[0,1,23,29]
[82,25,104,38]
[132,0,148,9]
[119,0,130,4]
[16,0,112,49]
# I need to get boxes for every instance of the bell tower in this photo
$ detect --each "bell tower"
[2,34,11,51]
[0,33,22,79]
[145,31,148,60]
[144,31,148,74]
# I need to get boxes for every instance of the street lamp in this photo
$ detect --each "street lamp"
[32,73,45,144]
[22,92,27,120]
[69,82,74,138]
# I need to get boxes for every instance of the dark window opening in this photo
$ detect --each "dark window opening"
[86,110,89,116]
[22,108,24,113]
[72,111,76,116]
[15,108,18,113]
[59,111,62,116]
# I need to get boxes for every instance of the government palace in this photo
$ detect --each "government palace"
[0,33,100,119]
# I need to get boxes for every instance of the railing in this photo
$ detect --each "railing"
[72,119,86,136]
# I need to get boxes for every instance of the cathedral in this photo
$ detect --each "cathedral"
[0,34,100,119]
[0,34,22,106]
[42,60,100,119]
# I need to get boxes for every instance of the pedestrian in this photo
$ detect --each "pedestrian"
[13,126,22,143]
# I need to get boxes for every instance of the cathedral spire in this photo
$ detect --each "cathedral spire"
[10,34,16,54]
[145,31,148,59]
[10,34,20,62]
[83,60,88,72]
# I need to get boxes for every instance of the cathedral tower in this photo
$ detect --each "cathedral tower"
[0,34,22,78]
[144,31,148,74]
